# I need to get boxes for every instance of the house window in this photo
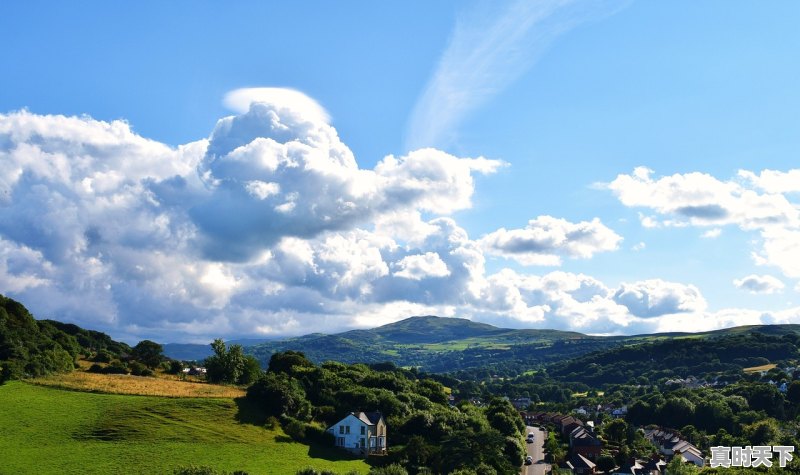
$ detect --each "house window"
[339,425,344,434]
[336,437,344,446]
[360,438,365,448]
[345,426,350,434]
[360,426,365,435]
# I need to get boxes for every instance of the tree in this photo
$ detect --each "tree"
[132,340,164,369]
[604,418,628,443]
[665,456,698,475]
[596,455,616,473]
[205,339,246,384]
[786,381,800,405]
[743,419,781,446]
[237,355,262,385]
[247,372,311,420]
[658,397,695,429]
[268,351,313,374]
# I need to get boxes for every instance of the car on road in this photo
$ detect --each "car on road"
[526,431,535,443]
[524,456,533,465]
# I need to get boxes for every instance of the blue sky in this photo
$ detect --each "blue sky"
[1,1,799,342]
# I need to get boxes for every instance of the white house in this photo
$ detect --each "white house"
[326,411,387,456]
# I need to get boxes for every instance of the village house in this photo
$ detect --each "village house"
[511,397,532,410]
[644,428,704,467]
[565,453,597,474]
[569,426,603,461]
[326,412,387,456]
[612,455,667,475]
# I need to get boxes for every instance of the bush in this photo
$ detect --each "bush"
[283,417,307,441]
[87,363,105,373]
[104,360,129,374]
[167,360,185,374]
[92,349,114,363]
[173,466,224,475]
[129,361,154,377]
[304,423,335,445]
[263,415,279,430]
[172,466,248,475]
[369,464,409,475]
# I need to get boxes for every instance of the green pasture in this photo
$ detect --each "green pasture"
[0,381,368,475]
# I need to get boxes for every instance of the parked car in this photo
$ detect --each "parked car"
[525,456,533,465]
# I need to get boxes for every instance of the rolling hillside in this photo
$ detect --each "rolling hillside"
[0,381,368,475]
[234,317,800,374]
[242,316,617,373]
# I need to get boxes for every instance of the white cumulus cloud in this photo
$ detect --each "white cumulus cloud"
[2,91,799,342]
[733,274,785,294]
[613,279,707,318]
[394,252,451,281]
[480,216,621,266]
[609,167,800,278]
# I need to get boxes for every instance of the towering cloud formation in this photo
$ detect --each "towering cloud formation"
[0,91,797,341]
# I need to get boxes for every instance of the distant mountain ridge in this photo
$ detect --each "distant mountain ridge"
[244,316,618,372]
[162,315,800,373]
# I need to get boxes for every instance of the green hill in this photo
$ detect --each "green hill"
[245,315,615,373]
[243,316,800,375]
[548,330,800,386]
[0,294,133,381]
[0,381,368,475]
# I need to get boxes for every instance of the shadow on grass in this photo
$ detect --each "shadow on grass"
[233,396,267,426]
[307,444,366,462]
[275,435,294,443]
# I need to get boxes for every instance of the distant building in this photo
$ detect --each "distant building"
[511,397,532,410]
[570,426,603,461]
[326,412,387,456]
[566,453,597,474]
[644,428,704,467]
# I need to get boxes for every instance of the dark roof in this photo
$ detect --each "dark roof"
[643,457,666,471]
[359,411,383,425]
[572,433,602,447]
[570,453,596,469]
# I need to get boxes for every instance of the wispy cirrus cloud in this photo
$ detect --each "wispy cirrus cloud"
[405,0,628,151]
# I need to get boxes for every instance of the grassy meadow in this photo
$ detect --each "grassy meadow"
[0,381,369,475]
[29,370,247,398]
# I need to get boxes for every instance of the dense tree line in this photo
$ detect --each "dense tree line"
[1,294,89,381]
[0,293,172,382]
[247,335,622,376]
[547,332,799,386]
[245,351,525,474]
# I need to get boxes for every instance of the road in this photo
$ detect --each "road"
[521,425,550,475]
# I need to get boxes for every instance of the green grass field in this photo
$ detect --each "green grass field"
[0,381,369,475]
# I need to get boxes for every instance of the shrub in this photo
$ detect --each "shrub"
[304,423,335,445]
[104,360,129,374]
[87,363,105,373]
[167,360,185,374]
[92,349,113,363]
[263,415,279,430]
[129,361,153,377]
[369,464,409,475]
[172,466,248,475]
[173,466,223,475]
[283,417,306,441]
